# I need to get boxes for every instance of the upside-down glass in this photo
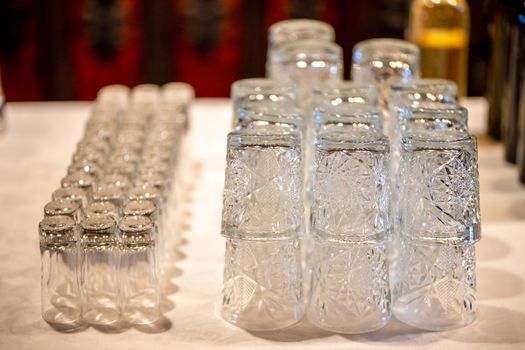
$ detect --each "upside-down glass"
[393,133,480,330]
[351,38,420,109]
[231,78,297,127]
[118,215,160,324]
[44,199,82,224]
[221,129,304,330]
[274,40,343,110]
[39,215,81,325]
[267,19,335,78]
[312,81,379,108]
[79,215,120,325]
[307,129,391,333]
[235,104,305,136]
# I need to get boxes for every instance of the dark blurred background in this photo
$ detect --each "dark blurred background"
[0,0,490,100]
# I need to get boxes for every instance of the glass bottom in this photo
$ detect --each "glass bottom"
[43,306,81,325]
[82,307,120,325]
[122,306,159,325]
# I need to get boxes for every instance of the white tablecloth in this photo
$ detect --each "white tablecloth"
[0,99,524,350]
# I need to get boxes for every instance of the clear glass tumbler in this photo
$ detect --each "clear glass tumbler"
[267,19,335,78]
[221,129,304,330]
[351,38,420,108]
[312,81,379,108]
[118,215,160,324]
[230,78,297,127]
[39,215,81,325]
[44,199,82,224]
[307,129,391,333]
[79,215,120,325]
[393,133,480,330]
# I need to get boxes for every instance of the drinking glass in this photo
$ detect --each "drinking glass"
[118,215,160,324]
[312,81,379,108]
[393,133,480,330]
[231,78,297,126]
[79,215,120,325]
[220,129,304,330]
[307,129,391,333]
[39,216,81,325]
[267,19,335,78]
[351,38,420,108]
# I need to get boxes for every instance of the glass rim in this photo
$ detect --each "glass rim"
[44,199,80,214]
[238,104,303,125]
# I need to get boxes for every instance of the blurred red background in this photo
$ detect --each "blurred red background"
[0,0,490,100]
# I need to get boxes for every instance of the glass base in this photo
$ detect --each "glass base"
[82,307,120,325]
[122,306,160,325]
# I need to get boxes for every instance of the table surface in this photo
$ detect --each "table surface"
[0,99,524,350]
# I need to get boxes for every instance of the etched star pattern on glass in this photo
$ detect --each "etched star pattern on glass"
[221,237,304,330]
[307,238,390,333]
[400,135,480,243]
[221,131,303,240]
[220,129,304,330]
[307,130,391,333]
[392,239,477,330]
[393,133,480,330]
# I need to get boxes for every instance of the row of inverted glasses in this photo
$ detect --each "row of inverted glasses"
[39,83,193,328]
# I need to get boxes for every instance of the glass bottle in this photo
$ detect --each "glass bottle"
[407,0,470,97]
[39,216,81,326]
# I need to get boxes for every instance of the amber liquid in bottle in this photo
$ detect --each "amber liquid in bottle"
[408,0,470,97]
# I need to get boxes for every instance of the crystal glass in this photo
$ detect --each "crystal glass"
[399,133,480,244]
[274,40,343,109]
[96,84,130,109]
[220,129,304,330]
[221,237,304,331]
[390,79,458,110]
[162,82,195,114]
[231,78,297,126]
[92,184,124,208]
[393,133,480,330]
[393,239,477,331]
[84,201,120,222]
[118,215,160,324]
[68,161,102,180]
[122,199,163,274]
[100,173,132,193]
[307,129,391,333]
[44,199,82,224]
[39,216,81,325]
[221,129,303,240]
[267,19,335,78]
[79,215,120,325]
[52,187,89,210]
[351,38,420,107]
[313,104,384,137]
[61,173,95,197]
[235,104,305,136]
[312,81,379,108]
